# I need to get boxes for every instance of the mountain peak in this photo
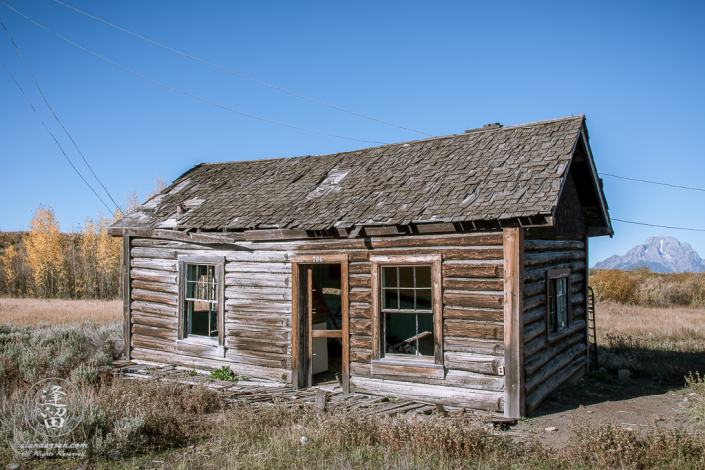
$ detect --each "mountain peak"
[593,236,705,272]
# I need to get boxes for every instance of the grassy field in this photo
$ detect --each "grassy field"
[0,298,121,326]
[0,299,703,468]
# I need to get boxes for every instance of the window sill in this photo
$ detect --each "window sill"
[371,356,444,379]
[176,337,225,358]
[547,321,584,344]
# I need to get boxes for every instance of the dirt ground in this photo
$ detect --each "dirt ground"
[506,371,699,449]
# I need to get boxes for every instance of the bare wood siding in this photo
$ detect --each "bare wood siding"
[128,237,292,379]
[522,232,587,413]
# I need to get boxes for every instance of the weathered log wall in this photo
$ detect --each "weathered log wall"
[521,232,588,414]
[125,231,507,410]
[128,238,292,382]
[343,232,506,412]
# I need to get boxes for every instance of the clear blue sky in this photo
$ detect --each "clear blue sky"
[1,0,703,265]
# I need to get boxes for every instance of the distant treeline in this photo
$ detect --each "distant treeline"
[590,268,705,308]
[0,178,166,300]
[0,207,122,300]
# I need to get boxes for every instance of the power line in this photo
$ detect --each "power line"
[0,56,114,214]
[602,173,705,193]
[0,1,387,145]
[51,0,433,137]
[612,218,705,233]
[1,20,120,211]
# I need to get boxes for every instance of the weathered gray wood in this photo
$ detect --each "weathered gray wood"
[350,247,503,263]
[443,278,503,291]
[131,300,177,317]
[523,320,545,343]
[176,341,224,359]
[225,251,289,263]
[224,299,292,313]
[503,227,524,418]
[131,258,177,272]
[349,303,372,319]
[350,377,503,411]
[524,330,585,377]
[349,263,371,274]
[350,289,372,303]
[350,348,372,363]
[349,363,505,391]
[525,356,587,414]
[225,312,290,327]
[350,319,372,336]
[444,352,503,375]
[132,323,177,342]
[443,291,503,309]
[131,335,175,354]
[524,239,585,252]
[131,279,179,294]
[443,320,503,340]
[123,236,132,360]
[442,264,503,279]
[523,294,545,312]
[349,275,371,289]
[524,261,585,283]
[130,347,291,382]
[523,306,545,326]
[443,337,504,356]
[227,327,290,342]
[350,335,372,350]
[224,288,292,301]
[523,251,585,268]
[131,268,178,284]
[225,337,288,354]
[370,361,444,379]
[443,306,503,322]
[224,275,290,288]
[131,288,178,306]
[132,312,178,330]
[225,350,289,369]
[225,263,290,274]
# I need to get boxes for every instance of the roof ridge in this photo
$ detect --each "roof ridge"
[201,115,585,166]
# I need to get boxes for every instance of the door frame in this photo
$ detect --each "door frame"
[291,254,349,392]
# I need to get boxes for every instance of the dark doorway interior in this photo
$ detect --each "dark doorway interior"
[311,263,343,386]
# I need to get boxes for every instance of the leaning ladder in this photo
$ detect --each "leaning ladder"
[587,286,598,371]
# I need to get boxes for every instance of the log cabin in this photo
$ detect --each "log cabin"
[110,115,612,417]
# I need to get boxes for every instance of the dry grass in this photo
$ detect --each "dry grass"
[0,298,121,326]
[595,302,705,380]
[596,301,705,346]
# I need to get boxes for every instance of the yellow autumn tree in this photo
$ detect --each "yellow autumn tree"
[0,245,18,295]
[96,211,122,298]
[24,205,64,298]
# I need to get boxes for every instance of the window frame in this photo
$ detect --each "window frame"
[370,254,443,372]
[545,268,571,341]
[177,255,225,352]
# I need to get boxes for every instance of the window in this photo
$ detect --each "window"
[546,269,571,338]
[382,265,434,356]
[178,256,224,347]
[370,254,443,372]
[185,264,218,338]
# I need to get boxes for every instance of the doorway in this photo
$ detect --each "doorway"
[291,254,349,392]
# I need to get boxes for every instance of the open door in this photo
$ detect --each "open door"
[291,254,349,392]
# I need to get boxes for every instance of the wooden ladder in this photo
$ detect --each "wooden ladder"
[587,286,598,371]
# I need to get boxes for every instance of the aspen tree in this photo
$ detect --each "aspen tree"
[24,205,63,298]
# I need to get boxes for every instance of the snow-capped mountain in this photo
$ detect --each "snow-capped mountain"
[593,236,705,273]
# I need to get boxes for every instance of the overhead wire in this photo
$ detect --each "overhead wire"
[0,56,114,214]
[602,173,705,193]
[611,219,705,233]
[1,19,120,211]
[0,0,387,145]
[51,0,433,137]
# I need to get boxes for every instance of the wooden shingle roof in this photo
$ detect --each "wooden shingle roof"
[112,115,611,235]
